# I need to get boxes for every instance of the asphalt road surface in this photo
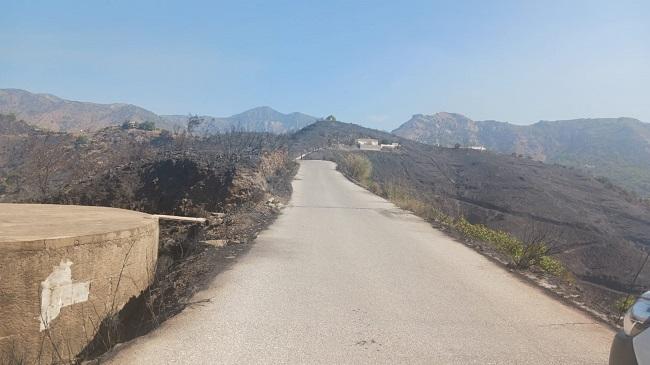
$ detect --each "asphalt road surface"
[107,160,613,364]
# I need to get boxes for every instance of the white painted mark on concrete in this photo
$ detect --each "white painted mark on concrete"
[39,260,90,331]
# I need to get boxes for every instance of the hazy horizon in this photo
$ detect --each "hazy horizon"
[2,0,648,130]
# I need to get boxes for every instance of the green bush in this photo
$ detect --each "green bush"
[138,121,156,131]
[455,217,522,257]
[538,255,566,276]
[514,242,549,270]
[615,295,636,314]
[453,217,566,276]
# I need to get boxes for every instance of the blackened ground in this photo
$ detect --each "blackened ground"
[77,160,296,363]
[48,153,238,216]
[359,147,650,293]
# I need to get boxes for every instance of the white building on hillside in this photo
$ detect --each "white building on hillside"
[380,142,400,150]
[356,138,380,150]
[466,146,487,151]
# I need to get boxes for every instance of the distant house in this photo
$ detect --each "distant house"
[380,142,400,150]
[467,146,487,151]
[356,138,380,150]
[357,138,378,146]
[122,120,138,129]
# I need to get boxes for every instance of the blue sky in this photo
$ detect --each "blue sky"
[1,0,648,130]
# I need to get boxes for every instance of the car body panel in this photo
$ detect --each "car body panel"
[610,331,639,365]
[634,327,650,365]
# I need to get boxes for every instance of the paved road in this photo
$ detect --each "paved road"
[107,160,613,364]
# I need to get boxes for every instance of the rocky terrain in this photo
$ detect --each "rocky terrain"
[294,121,650,302]
[393,112,650,197]
[0,89,318,134]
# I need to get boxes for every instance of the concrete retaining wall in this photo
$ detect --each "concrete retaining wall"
[0,204,158,363]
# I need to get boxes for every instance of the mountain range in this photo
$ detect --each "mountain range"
[3,88,649,196]
[0,89,317,134]
[162,107,317,134]
[393,112,650,196]
[0,88,166,132]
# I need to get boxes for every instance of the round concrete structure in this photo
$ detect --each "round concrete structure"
[0,204,158,363]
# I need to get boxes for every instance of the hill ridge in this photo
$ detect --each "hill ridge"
[392,113,650,196]
[0,89,318,134]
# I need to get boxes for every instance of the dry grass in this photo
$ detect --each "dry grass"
[336,153,373,186]
[377,180,568,278]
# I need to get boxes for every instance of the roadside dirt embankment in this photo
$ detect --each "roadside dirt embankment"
[0,122,298,363]
[72,151,297,362]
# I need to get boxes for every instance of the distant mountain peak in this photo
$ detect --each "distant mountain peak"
[212,106,317,133]
[435,111,469,118]
[233,106,308,119]
[250,105,275,112]
[406,112,473,124]
[422,111,472,120]
[233,106,284,118]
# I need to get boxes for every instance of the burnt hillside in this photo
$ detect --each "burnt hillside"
[393,113,650,197]
[289,120,400,156]
[0,113,40,135]
[0,115,293,206]
[294,120,650,292]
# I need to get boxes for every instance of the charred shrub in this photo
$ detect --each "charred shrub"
[137,158,233,215]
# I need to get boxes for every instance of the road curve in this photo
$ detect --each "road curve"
[107,160,613,364]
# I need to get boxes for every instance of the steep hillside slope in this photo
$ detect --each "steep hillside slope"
[290,119,400,155]
[295,120,650,293]
[393,113,650,196]
[0,88,169,132]
[163,106,317,134]
[392,112,483,145]
[0,113,39,135]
